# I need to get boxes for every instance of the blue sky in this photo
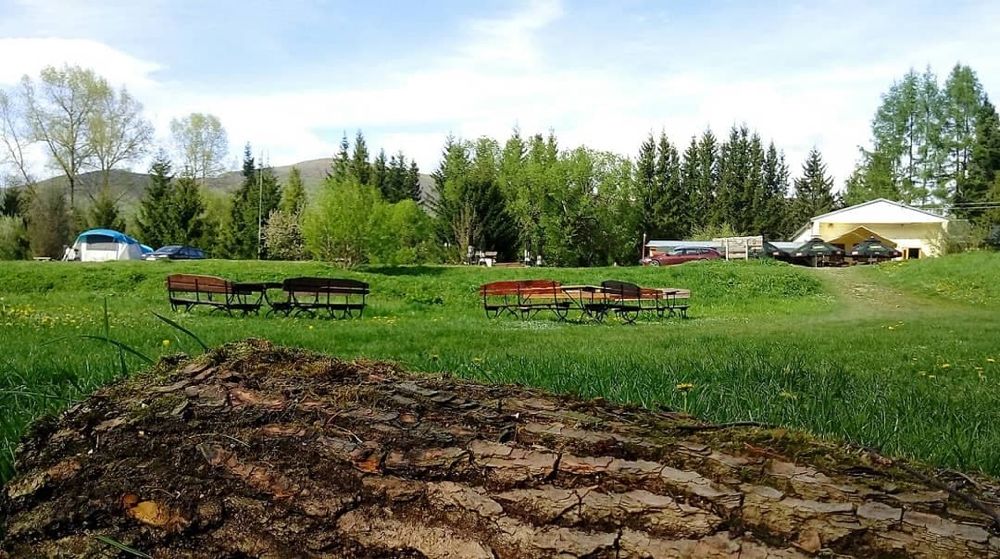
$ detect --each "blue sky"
[1,0,999,186]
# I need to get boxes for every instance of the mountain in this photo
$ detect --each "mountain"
[28,158,436,210]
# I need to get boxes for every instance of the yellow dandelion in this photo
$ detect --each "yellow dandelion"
[162,339,171,347]
[675,383,695,392]
[308,325,314,330]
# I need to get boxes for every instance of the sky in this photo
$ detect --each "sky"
[1,0,999,188]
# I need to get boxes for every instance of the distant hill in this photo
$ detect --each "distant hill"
[31,158,436,209]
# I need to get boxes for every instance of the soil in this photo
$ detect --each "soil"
[2,339,999,558]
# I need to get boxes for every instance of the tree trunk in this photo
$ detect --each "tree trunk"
[2,340,998,558]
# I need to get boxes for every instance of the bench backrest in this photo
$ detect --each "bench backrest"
[167,274,232,294]
[601,280,642,298]
[283,277,370,295]
[480,279,560,297]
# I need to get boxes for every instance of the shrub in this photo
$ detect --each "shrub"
[0,216,29,260]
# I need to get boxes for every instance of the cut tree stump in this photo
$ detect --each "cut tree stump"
[2,339,999,558]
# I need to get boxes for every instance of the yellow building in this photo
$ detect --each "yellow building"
[792,198,949,259]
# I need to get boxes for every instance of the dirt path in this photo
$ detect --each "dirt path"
[3,340,998,558]
[806,266,941,320]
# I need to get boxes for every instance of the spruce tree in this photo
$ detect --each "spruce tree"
[350,130,371,185]
[792,148,836,226]
[281,166,307,215]
[371,149,388,199]
[695,130,718,228]
[330,133,350,182]
[407,159,421,202]
[225,144,282,259]
[635,133,657,238]
[759,143,791,238]
[957,97,1000,223]
[386,152,407,202]
[653,132,686,239]
[87,188,126,232]
[171,176,206,246]
[679,137,702,231]
[135,152,176,248]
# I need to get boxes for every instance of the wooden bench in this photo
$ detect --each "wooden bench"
[166,274,262,315]
[480,280,571,320]
[270,277,369,318]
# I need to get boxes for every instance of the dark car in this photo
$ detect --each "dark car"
[143,245,206,261]
[641,247,721,266]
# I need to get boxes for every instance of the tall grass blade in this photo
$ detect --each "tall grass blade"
[104,297,127,375]
[93,535,153,559]
[78,335,154,365]
[153,312,208,351]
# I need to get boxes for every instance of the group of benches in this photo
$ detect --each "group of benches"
[166,274,369,318]
[479,279,690,324]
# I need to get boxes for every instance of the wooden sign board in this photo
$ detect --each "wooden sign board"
[712,236,764,260]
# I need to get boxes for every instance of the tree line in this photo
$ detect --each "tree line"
[2,61,999,263]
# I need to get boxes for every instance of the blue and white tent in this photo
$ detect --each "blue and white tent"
[64,229,149,262]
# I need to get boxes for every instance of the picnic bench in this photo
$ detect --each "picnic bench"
[268,277,369,318]
[480,280,572,320]
[600,280,689,320]
[166,274,264,315]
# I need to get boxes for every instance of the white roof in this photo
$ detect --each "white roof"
[810,199,948,224]
[646,240,720,249]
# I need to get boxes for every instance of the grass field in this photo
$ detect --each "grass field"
[1,254,999,483]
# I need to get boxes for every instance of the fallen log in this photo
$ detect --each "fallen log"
[2,339,998,558]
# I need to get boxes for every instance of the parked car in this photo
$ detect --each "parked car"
[143,245,206,261]
[641,247,721,266]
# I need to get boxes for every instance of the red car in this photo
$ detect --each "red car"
[641,247,722,266]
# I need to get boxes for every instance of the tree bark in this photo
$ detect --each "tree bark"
[2,340,998,558]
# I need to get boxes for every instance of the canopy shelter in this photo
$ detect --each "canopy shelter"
[827,226,897,253]
[850,236,902,261]
[64,229,147,262]
[791,237,845,267]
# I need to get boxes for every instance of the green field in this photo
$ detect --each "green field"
[1,254,999,482]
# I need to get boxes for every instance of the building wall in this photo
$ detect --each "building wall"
[816,222,945,258]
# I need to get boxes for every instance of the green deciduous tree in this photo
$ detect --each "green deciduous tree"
[264,208,305,261]
[26,184,71,258]
[88,85,153,192]
[20,65,110,209]
[0,215,29,260]
[170,113,228,183]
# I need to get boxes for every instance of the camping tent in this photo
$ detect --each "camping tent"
[64,229,149,262]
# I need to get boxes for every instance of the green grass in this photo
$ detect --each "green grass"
[1,255,999,483]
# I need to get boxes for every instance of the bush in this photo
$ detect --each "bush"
[303,182,441,266]
[0,216,29,260]
[263,209,305,260]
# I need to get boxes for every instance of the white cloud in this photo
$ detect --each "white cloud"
[3,0,1000,191]
[0,38,161,88]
